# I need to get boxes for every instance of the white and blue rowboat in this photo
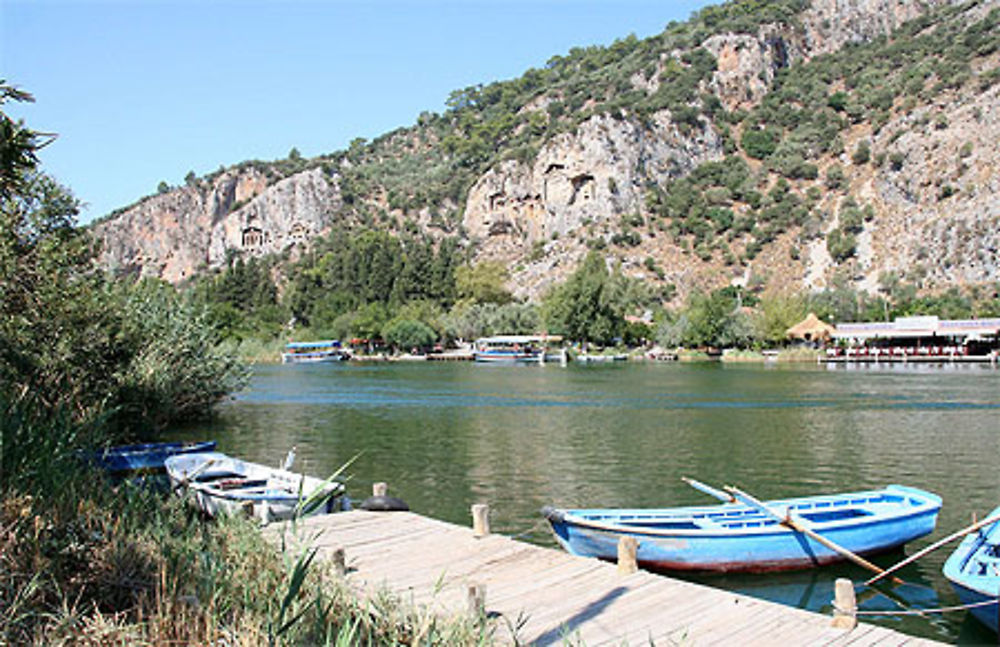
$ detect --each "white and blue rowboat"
[943,504,1000,633]
[83,440,217,473]
[281,340,350,363]
[165,451,348,524]
[542,484,941,574]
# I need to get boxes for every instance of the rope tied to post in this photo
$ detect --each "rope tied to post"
[834,597,999,618]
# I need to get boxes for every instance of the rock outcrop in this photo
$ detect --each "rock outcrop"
[95,168,341,282]
[463,113,723,262]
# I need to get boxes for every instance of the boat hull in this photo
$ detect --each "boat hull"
[943,504,1000,633]
[544,485,941,574]
[473,352,543,364]
[281,351,348,363]
[85,441,217,473]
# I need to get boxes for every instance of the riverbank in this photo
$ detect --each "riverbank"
[235,339,824,365]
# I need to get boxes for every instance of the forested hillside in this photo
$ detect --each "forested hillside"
[93,0,1000,347]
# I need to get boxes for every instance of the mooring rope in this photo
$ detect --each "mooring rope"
[835,598,998,617]
[510,518,549,540]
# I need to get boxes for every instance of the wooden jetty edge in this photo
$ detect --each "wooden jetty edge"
[269,500,944,646]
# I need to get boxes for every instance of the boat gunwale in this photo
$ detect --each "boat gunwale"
[943,505,1000,599]
[193,482,345,503]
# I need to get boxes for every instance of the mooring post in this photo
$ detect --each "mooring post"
[373,482,388,497]
[831,578,857,629]
[331,547,347,577]
[472,503,490,538]
[467,583,486,619]
[617,535,638,575]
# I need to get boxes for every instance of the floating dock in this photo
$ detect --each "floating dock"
[272,508,943,646]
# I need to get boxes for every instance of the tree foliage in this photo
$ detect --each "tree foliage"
[541,251,653,345]
[0,85,247,433]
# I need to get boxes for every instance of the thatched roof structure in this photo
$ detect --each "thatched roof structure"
[786,312,835,341]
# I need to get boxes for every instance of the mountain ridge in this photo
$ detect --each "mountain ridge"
[94,0,1000,304]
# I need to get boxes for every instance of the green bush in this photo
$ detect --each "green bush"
[851,140,871,165]
[382,318,437,351]
[741,127,782,159]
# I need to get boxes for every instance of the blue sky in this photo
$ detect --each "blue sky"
[3,0,715,222]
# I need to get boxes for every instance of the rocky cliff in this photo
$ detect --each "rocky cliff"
[94,0,1000,303]
[96,167,341,283]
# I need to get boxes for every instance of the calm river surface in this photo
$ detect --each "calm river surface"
[169,361,1000,643]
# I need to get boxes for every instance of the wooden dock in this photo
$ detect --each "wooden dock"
[271,508,944,646]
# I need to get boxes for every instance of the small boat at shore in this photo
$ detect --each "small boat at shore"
[165,451,348,524]
[543,484,941,574]
[943,504,1000,633]
[83,440,217,473]
[473,335,564,364]
[281,340,350,363]
[575,353,628,363]
[473,335,544,363]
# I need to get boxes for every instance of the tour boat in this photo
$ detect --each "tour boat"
[943,504,1000,633]
[542,484,941,573]
[83,440,217,473]
[281,340,350,363]
[473,335,560,364]
[165,451,348,524]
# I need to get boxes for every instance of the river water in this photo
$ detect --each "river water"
[169,361,1000,643]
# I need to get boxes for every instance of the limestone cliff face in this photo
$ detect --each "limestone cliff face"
[852,82,1000,289]
[463,113,723,272]
[95,168,340,282]
[702,0,965,111]
[799,0,963,56]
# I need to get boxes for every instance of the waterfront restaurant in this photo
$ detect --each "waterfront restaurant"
[827,316,1000,361]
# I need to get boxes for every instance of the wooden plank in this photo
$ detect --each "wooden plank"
[687,599,817,645]
[698,606,831,646]
[365,537,533,585]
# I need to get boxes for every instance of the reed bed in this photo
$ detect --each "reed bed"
[0,393,501,646]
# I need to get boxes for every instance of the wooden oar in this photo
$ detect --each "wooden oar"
[864,512,1000,586]
[173,458,218,492]
[724,485,905,585]
[681,476,736,503]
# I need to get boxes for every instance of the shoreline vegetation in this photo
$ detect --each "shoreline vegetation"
[238,340,824,365]
[1,85,497,645]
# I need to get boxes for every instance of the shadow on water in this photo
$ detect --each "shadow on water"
[170,361,1000,644]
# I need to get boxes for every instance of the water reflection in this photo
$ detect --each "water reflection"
[170,361,1000,643]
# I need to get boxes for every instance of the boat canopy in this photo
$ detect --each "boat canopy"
[475,335,562,345]
[285,340,341,349]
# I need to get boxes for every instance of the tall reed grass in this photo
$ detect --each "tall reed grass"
[1,392,502,645]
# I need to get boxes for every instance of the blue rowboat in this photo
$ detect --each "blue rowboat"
[542,484,941,574]
[943,504,1000,633]
[84,441,217,473]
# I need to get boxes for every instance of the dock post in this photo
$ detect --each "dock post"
[331,547,347,576]
[617,536,638,575]
[472,504,490,538]
[467,583,486,619]
[831,578,857,629]
[373,482,388,497]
